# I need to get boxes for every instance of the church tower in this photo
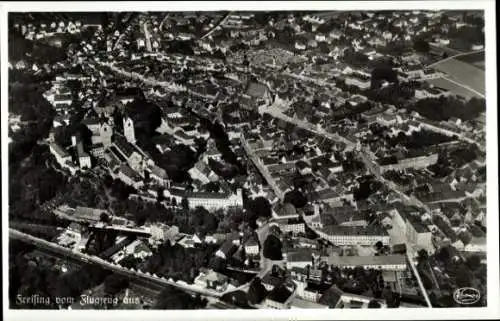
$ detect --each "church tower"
[123,117,136,144]
[99,121,113,147]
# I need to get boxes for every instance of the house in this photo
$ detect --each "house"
[261,270,285,291]
[284,249,319,269]
[194,269,229,292]
[463,225,486,252]
[215,240,238,260]
[148,164,171,188]
[178,234,202,248]
[295,41,306,51]
[243,236,260,256]
[264,284,295,309]
[111,239,153,264]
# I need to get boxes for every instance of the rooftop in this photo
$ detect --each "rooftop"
[266,284,293,304]
[325,254,407,267]
[321,225,389,236]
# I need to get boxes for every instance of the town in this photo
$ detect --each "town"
[8,10,487,310]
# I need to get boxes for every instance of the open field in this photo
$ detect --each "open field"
[432,58,485,96]
[426,77,484,100]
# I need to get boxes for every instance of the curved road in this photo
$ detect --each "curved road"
[9,228,223,299]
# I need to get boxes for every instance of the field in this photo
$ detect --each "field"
[456,51,485,70]
[431,58,485,97]
[427,77,483,100]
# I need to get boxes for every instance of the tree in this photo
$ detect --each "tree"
[283,189,308,208]
[247,277,268,304]
[263,235,283,261]
[155,286,207,309]
[413,38,430,53]
[181,198,189,210]
[466,255,482,271]
[103,274,129,296]
[417,249,429,264]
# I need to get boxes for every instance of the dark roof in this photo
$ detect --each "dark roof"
[246,81,271,99]
[318,285,343,308]
[266,284,293,304]
[322,225,389,236]
[262,271,284,288]
[114,134,140,158]
[218,240,237,257]
[119,165,142,181]
[406,214,430,233]
[50,142,70,158]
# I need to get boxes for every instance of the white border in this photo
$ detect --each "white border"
[2,1,498,320]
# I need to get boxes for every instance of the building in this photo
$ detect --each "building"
[90,143,105,158]
[243,237,260,256]
[76,141,91,169]
[194,269,229,293]
[49,142,72,167]
[405,215,434,253]
[284,249,319,269]
[72,206,108,224]
[264,284,295,309]
[324,254,407,271]
[148,164,171,188]
[318,285,344,308]
[273,218,306,235]
[290,297,329,309]
[112,134,147,172]
[82,118,113,147]
[262,271,284,291]
[123,117,136,144]
[379,153,439,173]
[165,188,244,211]
[215,240,238,260]
[316,226,390,246]
[98,121,113,147]
[111,239,153,264]
[344,73,371,90]
[118,164,144,189]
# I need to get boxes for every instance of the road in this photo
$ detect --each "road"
[241,134,285,201]
[440,76,485,99]
[199,11,233,40]
[9,228,224,299]
[426,48,485,69]
[259,104,357,150]
[406,249,433,307]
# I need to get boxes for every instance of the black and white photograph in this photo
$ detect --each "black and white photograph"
[2,1,498,320]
